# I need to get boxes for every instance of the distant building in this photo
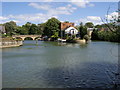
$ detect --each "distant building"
[60,22,78,38]
[98,27,109,31]
[87,28,97,37]
[0,26,6,34]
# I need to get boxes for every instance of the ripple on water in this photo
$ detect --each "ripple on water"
[2,41,119,88]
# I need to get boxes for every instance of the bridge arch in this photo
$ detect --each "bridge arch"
[13,37,23,40]
[24,37,34,40]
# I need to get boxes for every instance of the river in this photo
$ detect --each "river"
[2,40,119,88]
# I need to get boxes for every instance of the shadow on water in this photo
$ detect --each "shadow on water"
[35,61,120,89]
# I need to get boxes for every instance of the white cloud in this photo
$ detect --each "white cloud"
[0,3,77,25]
[75,11,118,25]
[75,16,102,25]
[1,13,59,25]
[106,12,118,20]
[28,3,51,10]
[70,0,94,8]
[48,4,77,16]
[28,3,77,16]
[87,16,101,21]
[0,16,9,21]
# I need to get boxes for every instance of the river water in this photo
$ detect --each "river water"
[2,41,119,88]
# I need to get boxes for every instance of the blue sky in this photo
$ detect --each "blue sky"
[1,1,118,26]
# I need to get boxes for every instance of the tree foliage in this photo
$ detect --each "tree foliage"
[29,24,38,35]
[79,23,87,39]
[85,22,94,28]
[44,17,60,38]
[4,21,17,36]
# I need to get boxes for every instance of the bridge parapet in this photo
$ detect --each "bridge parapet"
[12,35,41,37]
[12,35,42,40]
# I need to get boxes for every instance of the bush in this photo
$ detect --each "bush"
[66,37,76,43]
[83,35,90,42]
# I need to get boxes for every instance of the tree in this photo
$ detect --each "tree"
[43,17,60,38]
[79,22,87,39]
[4,21,17,36]
[64,21,69,23]
[19,26,28,35]
[22,22,32,35]
[29,24,38,35]
[37,23,46,35]
[91,29,99,40]
[95,25,102,28]
[85,22,94,28]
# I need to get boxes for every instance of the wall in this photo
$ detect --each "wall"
[0,40,23,48]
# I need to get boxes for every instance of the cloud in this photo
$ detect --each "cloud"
[75,11,118,25]
[6,13,58,24]
[106,12,118,20]
[48,4,77,16]
[28,3,51,10]
[87,16,101,21]
[0,3,77,25]
[28,3,77,16]
[70,0,94,8]
[0,16,9,21]
[75,16,102,25]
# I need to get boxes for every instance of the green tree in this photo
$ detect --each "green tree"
[18,26,28,35]
[95,25,102,28]
[91,29,99,40]
[44,17,60,38]
[29,24,38,35]
[22,22,32,35]
[79,22,87,39]
[37,23,46,35]
[85,22,94,28]
[4,21,17,36]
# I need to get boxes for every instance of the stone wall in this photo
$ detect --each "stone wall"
[0,40,23,48]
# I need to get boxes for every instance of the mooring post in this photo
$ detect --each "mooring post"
[36,39,38,45]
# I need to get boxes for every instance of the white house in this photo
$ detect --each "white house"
[65,27,78,35]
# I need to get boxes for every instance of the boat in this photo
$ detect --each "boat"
[58,38,66,42]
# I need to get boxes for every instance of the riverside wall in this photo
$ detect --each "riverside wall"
[0,40,23,48]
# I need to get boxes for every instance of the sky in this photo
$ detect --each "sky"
[0,0,119,26]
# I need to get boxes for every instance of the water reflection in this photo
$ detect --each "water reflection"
[2,41,119,88]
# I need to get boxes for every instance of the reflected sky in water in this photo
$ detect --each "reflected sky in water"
[2,41,119,88]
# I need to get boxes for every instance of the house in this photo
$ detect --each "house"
[65,27,78,35]
[60,22,78,37]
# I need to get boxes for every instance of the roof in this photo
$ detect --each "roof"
[61,22,74,30]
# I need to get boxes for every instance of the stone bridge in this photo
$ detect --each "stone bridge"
[12,35,42,40]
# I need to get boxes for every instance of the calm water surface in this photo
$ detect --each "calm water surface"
[2,41,119,88]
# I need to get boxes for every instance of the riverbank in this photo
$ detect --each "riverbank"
[0,43,23,48]
[0,38,23,48]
